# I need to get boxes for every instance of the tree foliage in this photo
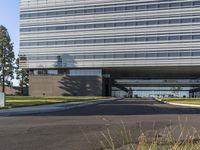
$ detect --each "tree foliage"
[0,25,15,92]
[16,57,29,95]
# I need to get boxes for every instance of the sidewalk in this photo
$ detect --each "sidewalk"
[0,98,118,116]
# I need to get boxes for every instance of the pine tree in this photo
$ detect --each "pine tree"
[0,25,15,93]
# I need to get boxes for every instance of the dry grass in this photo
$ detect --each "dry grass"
[100,121,200,150]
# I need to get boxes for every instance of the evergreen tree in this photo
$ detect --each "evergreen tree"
[0,25,15,93]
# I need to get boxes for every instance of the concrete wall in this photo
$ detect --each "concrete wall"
[29,75,102,96]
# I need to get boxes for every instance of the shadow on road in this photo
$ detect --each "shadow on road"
[24,98,200,116]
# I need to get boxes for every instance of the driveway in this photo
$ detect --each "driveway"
[1,98,200,150]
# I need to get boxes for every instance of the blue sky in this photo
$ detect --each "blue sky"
[0,0,19,57]
[0,0,19,85]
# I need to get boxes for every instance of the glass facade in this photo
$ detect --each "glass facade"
[20,0,200,68]
[112,87,190,98]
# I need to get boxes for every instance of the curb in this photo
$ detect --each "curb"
[154,98,200,108]
[0,98,120,116]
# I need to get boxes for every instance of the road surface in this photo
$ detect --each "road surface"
[1,98,200,150]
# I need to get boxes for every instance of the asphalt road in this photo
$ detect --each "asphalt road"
[1,98,200,150]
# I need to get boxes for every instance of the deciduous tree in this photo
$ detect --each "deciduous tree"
[16,57,29,95]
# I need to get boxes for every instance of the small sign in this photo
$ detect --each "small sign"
[0,92,5,107]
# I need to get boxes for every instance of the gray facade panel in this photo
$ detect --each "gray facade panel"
[20,0,200,68]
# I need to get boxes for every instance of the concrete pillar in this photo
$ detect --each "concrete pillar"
[0,92,5,107]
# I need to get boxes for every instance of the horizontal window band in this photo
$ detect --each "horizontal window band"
[20,1,200,20]
[20,17,200,33]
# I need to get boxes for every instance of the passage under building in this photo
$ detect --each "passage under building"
[19,0,200,97]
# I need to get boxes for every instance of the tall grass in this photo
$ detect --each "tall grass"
[99,121,200,150]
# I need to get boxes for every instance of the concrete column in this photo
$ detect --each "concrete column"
[103,78,112,96]
[0,92,5,107]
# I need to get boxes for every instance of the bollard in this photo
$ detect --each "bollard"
[0,92,5,107]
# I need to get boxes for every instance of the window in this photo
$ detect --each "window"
[158,20,169,24]
[66,40,74,44]
[94,24,104,28]
[95,8,104,13]
[135,53,146,57]
[66,25,75,30]
[66,10,74,15]
[193,35,200,39]
[147,53,157,57]
[181,2,192,7]
[113,54,122,58]
[136,37,146,42]
[115,22,125,27]
[56,41,65,45]
[193,1,200,6]
[47,12,56,16]
[136,21,146,26]
[56,11,65,15]
[170,19,180,24]
[56,26,64,30]
[158,36,168,41]
[170,3,180,8]
[158,3,169,8]
[125,38,135,42]
[75,40,84,44]
[180,35,192,40]
[115,38,125,42]
[84,9,94,14]
[48,70,58,75]
[84,39,93,44]
[136,5,146,10]
[157,53,168,57]
[126,5,136,11]
[169,52,179,57]
[76,24,84,29]
[115,6,125,11]
[147,20,157,25]
[192,52,200,56]
[75,9,84,14]
[84,24,94,28]
[104,7,115,12]
[104,23,114,27]
[94,39,104,43]
[181,18,192,23]
[146,37,157,41]
[169,36,179,40]
[105,39,114,43]
[193,18,200,22]
[126,22,136,26]
[180,51,191,56]
[147,4,157,9]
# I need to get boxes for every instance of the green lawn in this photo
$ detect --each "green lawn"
[5,96,109,108]
[162,98,200,105]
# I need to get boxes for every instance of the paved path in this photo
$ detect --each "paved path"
[1,98,200,150]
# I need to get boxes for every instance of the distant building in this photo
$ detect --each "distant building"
[20,0,200,97]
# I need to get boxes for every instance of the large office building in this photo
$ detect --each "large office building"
[20,0,200,97]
